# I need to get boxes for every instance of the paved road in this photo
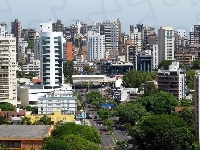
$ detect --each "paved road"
[76,88,116,149]
[76,88,133,149]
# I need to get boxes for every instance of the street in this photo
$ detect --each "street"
[76,88,133,150]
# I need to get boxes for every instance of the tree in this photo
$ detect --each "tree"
[51,123,101,144]
[82,82,92,89]
[122,70,153,88]
[178,108,194,126]
[0,102,15,111]
[63,60,74,84]
[16,70,25,78]
[102,119,114,132]
[24,106,34,112]
[86,92,106,109]
[143,82,158,96]
[137,90,178,115]
[192,59,200,69]
[186,69,196,90]
[116,102,147,125]
[33,115,51,125]
[98,108,112,120]
[130,115,195,150]
[116,140,128,150]
[179,99,194,107]
[41,138,68,150]
[158,60,173,69]
[83,65,94,75]
[21,117,32,125]
[0,116,10,125]
[62,134,102,150]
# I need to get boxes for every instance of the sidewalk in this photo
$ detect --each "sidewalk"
[84,119,92,126]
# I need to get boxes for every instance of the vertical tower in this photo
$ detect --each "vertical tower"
[0,33,17,105]
[40,21,64,89]
[88,31,105,61]
[158,26,175,64]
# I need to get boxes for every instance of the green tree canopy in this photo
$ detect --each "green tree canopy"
[24,106,34,112]
[41,138,68,150]
[21,117,32,125]
[174,108,195,126]
[86,92,106,109]
[98,108,112,120]
[192,59,200,69]
[102,119,114,132]
[83,65,94,75]
[33,115,51,125]
[179,99,194,107]
[63,60,74,84]
[0,116,10,125]
[130,115,195,150]
[115,102,147,125]
[137,90,178,114]
[186,69,196,90]
[123,70,154,88]
[0,102,15,111]
[51,123,101,144]
[143,82,158,96]
[62,134,102,150]
[158,60,173,69]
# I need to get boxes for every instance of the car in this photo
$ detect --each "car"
[81,93,84,96]
[100,131,104,134]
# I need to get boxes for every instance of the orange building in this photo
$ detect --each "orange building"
[66,42,72,60]
[0,125,54,150]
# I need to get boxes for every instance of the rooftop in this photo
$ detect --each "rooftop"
[0,125,52,139]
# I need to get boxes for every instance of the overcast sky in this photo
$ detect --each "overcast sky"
[1,0,200,34]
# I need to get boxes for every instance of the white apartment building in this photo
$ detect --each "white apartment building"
[0,23,7,37]
[130,27,142,52]
[158,61,186,100]
[22,59,40,76]
[18,38,28,53]
[153,44,158,70]
[38,88,77,115]
[195,73,200,142]
[0,34,17,106]
[102,20,119,51]
[88,31,105,61]
[158,26,175,64]
[40,21,64,89]
[176,29,186,38]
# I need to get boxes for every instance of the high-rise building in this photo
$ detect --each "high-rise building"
[0,22,8,37]
[101,20,119,51]
[40,21,64,89]
[88,31,105,61]
[0,33,17,106]
[190,24,200,49]
[52,19,64,32]
[195,73,200,142]
[158,26,175,64]
[143,26,155,50]
[152,45,159,70]
[158,61,186,100]
[63,42,72,61]
[11,19,21,40]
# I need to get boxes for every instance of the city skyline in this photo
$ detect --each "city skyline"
[1,0,200,34]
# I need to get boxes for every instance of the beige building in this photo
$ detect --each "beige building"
[158,26,175,64]
[0,34,18,106]
[174,50,195,67]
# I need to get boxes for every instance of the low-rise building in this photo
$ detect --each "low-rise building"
[157,61,186,100]
[38,88,77,115]
[26,109,75,124]
[100,61,133,76]
[0,125,53,150]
